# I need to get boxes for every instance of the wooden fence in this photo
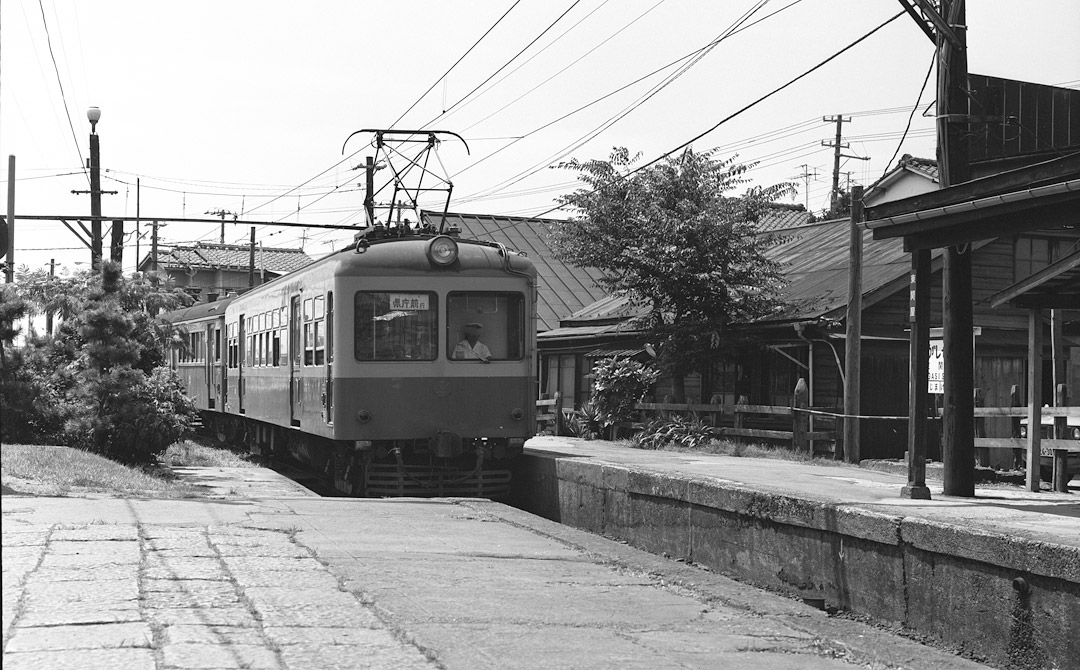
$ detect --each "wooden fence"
[536,382,1078,485]
[536,380,837,453]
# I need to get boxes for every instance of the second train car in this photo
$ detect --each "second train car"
[165,230,537,498]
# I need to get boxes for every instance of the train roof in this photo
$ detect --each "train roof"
[160,296,236,324]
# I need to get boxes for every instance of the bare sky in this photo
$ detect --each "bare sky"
[3,0,1078,275]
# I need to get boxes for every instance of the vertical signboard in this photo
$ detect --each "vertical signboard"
[929,339,944,394]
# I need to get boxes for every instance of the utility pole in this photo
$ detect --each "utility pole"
[206,208,237,244]
[796,164,818,212]
[46,259,55,335]
[364,156,376,226]
[248,227,256,288]
[151,221,159,272]
[937,0,974,497]
[72,108,116,272]
[89,112,102,271]
[136,179,141,272]
[110,219,124,266]
[843,185,865,464]
[5,155,14,283]
[822,115,870,218]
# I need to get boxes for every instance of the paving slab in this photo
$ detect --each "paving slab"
[2,460,1003,670]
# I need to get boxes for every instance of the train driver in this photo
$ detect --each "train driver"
[453,322,491,362]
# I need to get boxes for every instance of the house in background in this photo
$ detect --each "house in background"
[137,242,314,302]
[535,155,1080,460]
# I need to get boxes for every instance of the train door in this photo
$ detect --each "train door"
[290,296,301,426]
[325,291,334,424]
[238,314,246,414]
[205,323,214,408]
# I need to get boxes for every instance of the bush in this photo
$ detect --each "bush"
[634,413,714,450]
[567,399,611,440]
[64,365,196,465]
[590,357,659,428]
[0,346,64,444]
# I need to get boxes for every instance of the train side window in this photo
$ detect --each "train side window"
[354,291,437,361]
[303,323,313,366]
[447,292,525,361]
[279,306,289,366]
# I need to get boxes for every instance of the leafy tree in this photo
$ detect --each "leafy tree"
[549,147,791,401]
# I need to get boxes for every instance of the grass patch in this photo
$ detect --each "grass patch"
[159,440,259,468]
[1,444,203,498]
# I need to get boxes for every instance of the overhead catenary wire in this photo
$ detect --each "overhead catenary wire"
[389,1,522,129]
[632,8,908,175]
[453,0,804,203]
[426,1,584,126]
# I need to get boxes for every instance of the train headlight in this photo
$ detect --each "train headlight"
[427,236,458,266]
[355,409,372,424]
[511,407,524,421]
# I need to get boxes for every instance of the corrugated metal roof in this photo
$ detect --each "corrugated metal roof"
[149,242,314,274]
[424,211,610,331]
[553,218,928,327]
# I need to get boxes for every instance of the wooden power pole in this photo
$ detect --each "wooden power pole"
[843,185,865,463]
[937,0,975,497]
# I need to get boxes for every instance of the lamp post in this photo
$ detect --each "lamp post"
[87,106,103,272]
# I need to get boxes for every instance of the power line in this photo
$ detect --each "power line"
[428,1,583,125]
[453,0,802,201]
[390,1,522,129]
[458,0,665,134]
[880,51,936,181]
[633,8,907,175]
[36,0,88,185]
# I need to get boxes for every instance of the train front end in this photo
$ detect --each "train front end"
[330,233,537,498]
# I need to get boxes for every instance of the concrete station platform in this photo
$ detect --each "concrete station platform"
[2,437,1076,669]
[510,437,1080,670]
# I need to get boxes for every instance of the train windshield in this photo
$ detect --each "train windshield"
[354,292,438,361]
[447,292,525,361]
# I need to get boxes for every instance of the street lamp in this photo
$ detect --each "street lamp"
[87,107,102,271]
[87,106,101,133]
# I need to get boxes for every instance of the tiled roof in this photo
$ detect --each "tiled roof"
[147,242,314,274]
[865,154,939,203]
[423,211,609,331]
[754,202,814,232]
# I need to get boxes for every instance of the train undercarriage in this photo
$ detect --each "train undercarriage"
[201,412,519,499]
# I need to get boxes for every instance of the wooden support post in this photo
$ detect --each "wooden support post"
[1052,449,1069,493]
[1010,384,1023,468]
[1053,384,1069,492]
[734,398,746,445]
[974,388,987,467]
[793,378,809,453]
[1026,308,1043,492]
[1053,384,1068,440]
[554,392,564,437]
[902,249,932,499]
[843,185,864,464]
